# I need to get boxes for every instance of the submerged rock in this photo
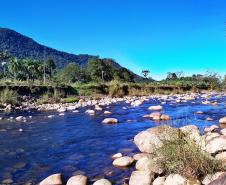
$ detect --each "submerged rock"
[112,156,134,167]
[85,109,95,115]
[102,118,118,124]
[104,111,112,115]
[148,105,163,111]
[39,173,62,185]
[66,175,87,185]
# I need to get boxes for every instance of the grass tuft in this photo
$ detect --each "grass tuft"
[154,131,221,179]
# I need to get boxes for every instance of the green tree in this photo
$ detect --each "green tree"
[58,63,81,83]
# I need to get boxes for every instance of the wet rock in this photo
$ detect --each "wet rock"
[131,100,143,107]
[160,114,170,121]
[112,156,134,167]
[93,178,112,185]
[153,176,166,185]
[2,178,13,184]
[204,125,219,133]
[202,172,225,185]
[15,116,24,121]
[136,156,163,174]
[102,118,118,124]
[129,170,154,185]
[104,111,112,115]
[111,153,122,159]
[58,107,67,112]
[48,115,55,118]
[66,175,87,185]
[219,117,226,124]
[13,162,26,169]
[206,136,226,154]
[148,105,163,111]
[206,117,214,121]
[95,105,102,111]
[39,173,62,185]
[85,109,95,115]
[134,125,179,153]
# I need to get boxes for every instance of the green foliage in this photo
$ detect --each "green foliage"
[58,63,81,83]
[108,80,128,97]
[113,67,134,82]
[62,97,79,103]
[154,131,221,179]
[37,93,50,105]
[0,88,20,105]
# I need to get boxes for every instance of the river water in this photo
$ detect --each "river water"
[0,94,226,184]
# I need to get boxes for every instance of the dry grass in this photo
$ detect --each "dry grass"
[154,131,221,179]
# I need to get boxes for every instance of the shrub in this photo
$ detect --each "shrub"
[0,89,20,105]
[62,97,79,103]
[37,93,50,105]
[108,80,128,97]
[154,131,221,179]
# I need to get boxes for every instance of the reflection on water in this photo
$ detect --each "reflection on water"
[0,96,226,184]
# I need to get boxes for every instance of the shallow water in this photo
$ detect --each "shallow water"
[0,95,226,184]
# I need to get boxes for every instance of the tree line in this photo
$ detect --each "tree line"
[0,52,135,84]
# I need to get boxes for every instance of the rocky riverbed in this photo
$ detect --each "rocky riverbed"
[1,92,226,184]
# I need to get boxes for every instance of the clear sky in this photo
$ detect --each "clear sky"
[1,0,226,80]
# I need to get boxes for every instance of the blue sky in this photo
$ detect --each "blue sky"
[1,0,226,80]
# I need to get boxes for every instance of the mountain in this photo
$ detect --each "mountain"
[0,27,146,81]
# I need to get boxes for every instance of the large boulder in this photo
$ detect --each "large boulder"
[136,156,163,174]
[202,172,225,185]
[219,117,226,124]
[204,125,219,133]
[129,170,154,185]
[164,174,200,185]
[113,156,134,167]
[66,175,87,185]
[153,176,166,185]
[180,125,202,145]
[164,174,187,185]
[134,125,179,153]
[39,174,62,185]
[208,172,226,185]
[93,179,112,185]
[205,136,226,154]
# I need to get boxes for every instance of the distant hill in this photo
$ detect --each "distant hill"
[0,27,147,81]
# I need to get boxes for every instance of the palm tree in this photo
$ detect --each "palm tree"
[8,57,20,81]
